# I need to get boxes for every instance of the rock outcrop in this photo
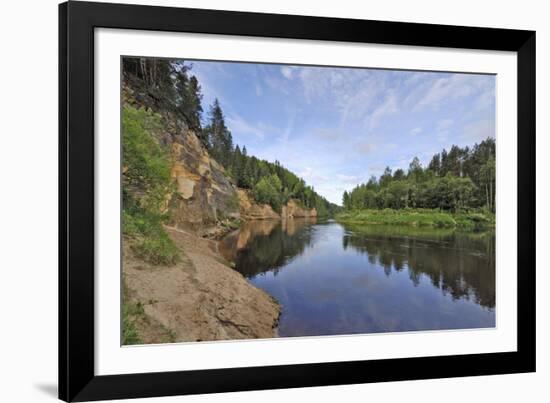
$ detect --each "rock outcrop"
[238,189,317,221]
[282,199,317,219]
[167,133,240,234]
[237,189,280,220]
[124,84,240,236]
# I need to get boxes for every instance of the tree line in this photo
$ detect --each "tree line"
[123,57,338,217]
[343,138,495,213]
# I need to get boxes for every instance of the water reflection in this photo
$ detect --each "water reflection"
[220,219,495,336]
[219,218,316,278]
[341,224,495,309]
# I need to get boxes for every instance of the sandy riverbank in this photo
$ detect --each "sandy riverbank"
[123,226,280,344]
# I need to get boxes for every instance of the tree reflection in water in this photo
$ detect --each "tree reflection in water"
[341,224,495,309]
[219,219,495,336]
[219,218,316,278]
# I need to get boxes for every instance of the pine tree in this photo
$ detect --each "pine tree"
[428,153,441,176]
[186,76,203,132]
[174,65,204,135]
[204,99,233,167]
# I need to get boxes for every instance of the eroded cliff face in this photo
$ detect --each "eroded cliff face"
[237,189,317,221]
[237,189,279,220]
[282,199,317,219]
[124,84,316,237]
[124,84,240,237]
[167,130,240,234]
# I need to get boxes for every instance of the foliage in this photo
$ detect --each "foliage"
[122,105,180,265]
[343,138,495,213]
[123,57,339,217]
[336,208,494,229]
[254,175,283,212]
[122,105,173,211]
[204,99,233,166]
[122,57,205,140]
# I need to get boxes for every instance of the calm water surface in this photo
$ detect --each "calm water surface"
[219,219,495,337]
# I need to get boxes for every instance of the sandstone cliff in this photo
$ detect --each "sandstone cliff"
[124,83,317,236]
[167,130,240,234]
[238,189,317,221]
[282,199,318,219]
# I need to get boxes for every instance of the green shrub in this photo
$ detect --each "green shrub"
[123,105,172,210]
[253,174,283,212]
[132,231,180,265]
[122,105,180,265]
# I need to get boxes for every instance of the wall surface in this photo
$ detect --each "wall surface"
[0,0,547,402]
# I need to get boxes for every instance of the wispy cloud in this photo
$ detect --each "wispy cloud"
[313,128,342,142]
[227,114,266,140]
[356,142,377,155]
[368,91,399,130]
[298,167,329,182]
[337,174,361,184]
[189,60,495,205]
[255,83,263,97]
[437,118,454,131]
[462,119,495,142]
[405,73,493,112]
[410,127,423,136]
[280,66,295,79]
[297,67,385,127]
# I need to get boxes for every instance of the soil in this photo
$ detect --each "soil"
[123,226,280,343]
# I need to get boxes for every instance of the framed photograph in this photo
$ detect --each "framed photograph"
[59,1,535,401]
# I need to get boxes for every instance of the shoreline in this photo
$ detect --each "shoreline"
[123,225,281,345]
[335,209,495,230]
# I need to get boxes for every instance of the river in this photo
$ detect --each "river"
[219,218,495,337]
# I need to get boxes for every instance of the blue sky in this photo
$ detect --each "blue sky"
[190,60,495,205]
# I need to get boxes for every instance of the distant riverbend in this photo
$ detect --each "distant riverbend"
[220,218,495,337]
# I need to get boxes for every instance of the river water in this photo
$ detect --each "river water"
[219,218,495,337]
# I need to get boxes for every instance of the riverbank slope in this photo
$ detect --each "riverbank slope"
[123,226,280,344]
[336,209,494,230]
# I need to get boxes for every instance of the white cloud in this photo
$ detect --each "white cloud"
[437,131,450,143]
[255,83,263,97]
[263,70,290,95]
[336,174,361,184]
[277,110,296,146]
[410,127,423,136]
[474,87,495,111]
[405,73,494,112]
[281,66,295,79]
[313,128,342,141]
[226,114,266,140]
[437,118,454,130]
[356,142,377,155]
[297,67,384,126]
[368,91,399,130]
[462,119,495,142]
[367,165,385,178]
[298,167,329,182]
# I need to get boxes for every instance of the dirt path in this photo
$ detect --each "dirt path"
[123,226,280,343]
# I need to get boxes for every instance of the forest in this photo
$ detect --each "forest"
[342,139,496,213]
[122,57,338,217]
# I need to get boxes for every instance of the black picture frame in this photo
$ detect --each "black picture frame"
[59,1,536,401]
